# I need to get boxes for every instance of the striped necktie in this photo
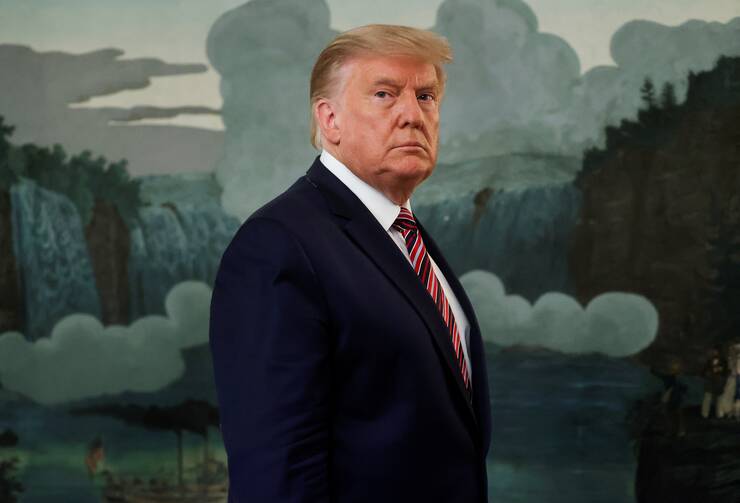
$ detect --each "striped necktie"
[392,207,472,403]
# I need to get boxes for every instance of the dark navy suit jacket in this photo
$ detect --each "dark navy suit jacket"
[209,156,492,502]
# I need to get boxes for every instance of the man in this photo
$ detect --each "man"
[209,24,491,502]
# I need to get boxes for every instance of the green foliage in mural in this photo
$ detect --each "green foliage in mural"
[0,428,23,503]
[660,82,678,110]
[579,74,687,176]
[0,458,23,503]
[640,77,657,109]
[0,114,143,228]
[0,116,15,190]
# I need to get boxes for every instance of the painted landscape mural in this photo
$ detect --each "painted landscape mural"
[0,0,739,501]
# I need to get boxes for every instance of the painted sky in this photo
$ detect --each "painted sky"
[1,0,738,130]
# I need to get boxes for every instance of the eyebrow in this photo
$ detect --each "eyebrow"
[371,77,439,93]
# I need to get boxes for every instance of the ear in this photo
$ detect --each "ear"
[314,98,341,146]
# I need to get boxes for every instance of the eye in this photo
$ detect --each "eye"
[375,90,391,98]
[418,93,435,102]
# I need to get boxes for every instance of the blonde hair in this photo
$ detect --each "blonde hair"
[309,24,453,149]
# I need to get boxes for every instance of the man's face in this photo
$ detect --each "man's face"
[328,54,441,204]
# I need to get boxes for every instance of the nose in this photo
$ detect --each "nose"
[397,91,423,129]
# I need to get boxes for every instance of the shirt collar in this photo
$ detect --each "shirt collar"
[320,149,411,231]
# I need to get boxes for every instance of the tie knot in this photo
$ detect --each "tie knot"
[392,207,417,233]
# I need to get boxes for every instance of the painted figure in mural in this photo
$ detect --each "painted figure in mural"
[84,435,105,477]
[209,24,491,503]
[648,356,688,437]
[718,342,740,421]
[701,346,728,419]
[658,373,687,437]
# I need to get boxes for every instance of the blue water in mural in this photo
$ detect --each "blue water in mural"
[4,344,704,503]
[485,348,671,503]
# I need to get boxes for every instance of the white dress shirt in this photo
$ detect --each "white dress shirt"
[319,149,472,380]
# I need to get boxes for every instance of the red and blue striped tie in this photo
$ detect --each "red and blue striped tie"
[392,207,472,403]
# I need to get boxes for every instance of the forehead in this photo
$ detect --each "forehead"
[338,53,439,91]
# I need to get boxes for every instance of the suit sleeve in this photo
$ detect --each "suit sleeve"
[209,216,332,502]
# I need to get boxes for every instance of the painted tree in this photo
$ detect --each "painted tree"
[13,140,141,227]
[0,116,16,189]
[640,77,657,109]
[660,82,678,110]
[0,428,23,503]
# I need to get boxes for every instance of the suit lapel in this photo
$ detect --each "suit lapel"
[304,157,479,438]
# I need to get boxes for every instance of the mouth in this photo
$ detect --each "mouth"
[394,142,426,150]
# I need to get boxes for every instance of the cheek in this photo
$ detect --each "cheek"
[428,123,440,145]
[357,121,390,147]
[427,114,440,133]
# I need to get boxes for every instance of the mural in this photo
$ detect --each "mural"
[0,0,739,501]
